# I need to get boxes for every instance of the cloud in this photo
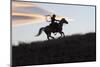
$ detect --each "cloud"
[12,1,52,27]
[12,1,73,27]
[12,1,38,8]
[12,12,46,27]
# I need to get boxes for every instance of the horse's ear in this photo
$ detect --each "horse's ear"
[63,18,66,20]
[62,18,65,20]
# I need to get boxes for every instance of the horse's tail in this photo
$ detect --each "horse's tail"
[35,27,45,36]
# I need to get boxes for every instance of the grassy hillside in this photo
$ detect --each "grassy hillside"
[12,32,96,66]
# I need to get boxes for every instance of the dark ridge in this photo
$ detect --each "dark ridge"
[12,32,96,66]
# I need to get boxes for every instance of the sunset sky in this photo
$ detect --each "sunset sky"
[12,1,95,45]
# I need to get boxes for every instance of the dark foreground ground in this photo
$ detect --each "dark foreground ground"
[12,32,96,66]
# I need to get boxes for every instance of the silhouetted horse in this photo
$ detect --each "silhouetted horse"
[36,18,68,40]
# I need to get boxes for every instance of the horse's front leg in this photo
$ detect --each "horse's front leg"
[58,32,63,39]
[59,32,65,38]
[62,32,65,37]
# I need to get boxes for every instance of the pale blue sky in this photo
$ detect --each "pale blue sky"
[12,2,95,45]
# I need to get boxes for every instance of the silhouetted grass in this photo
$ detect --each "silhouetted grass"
[12,32,96,66]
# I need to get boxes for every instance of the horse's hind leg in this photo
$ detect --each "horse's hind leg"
[47,35,50,40]
[50,36,55,39]
[46,32,51,40]
[47,35,55,40]
[47,34,55,40]
[45,31,55,40]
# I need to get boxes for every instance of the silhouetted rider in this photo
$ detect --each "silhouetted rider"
[51,14,59,24]
[49,14,59,31]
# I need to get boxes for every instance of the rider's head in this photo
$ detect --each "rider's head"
[52,14,56,17]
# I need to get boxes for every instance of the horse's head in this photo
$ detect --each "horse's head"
[60,18,68,24]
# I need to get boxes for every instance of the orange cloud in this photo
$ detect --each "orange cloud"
[12,13,46,27]
[12,12,44,19]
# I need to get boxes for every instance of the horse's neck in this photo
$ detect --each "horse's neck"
[59,22,63,27]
